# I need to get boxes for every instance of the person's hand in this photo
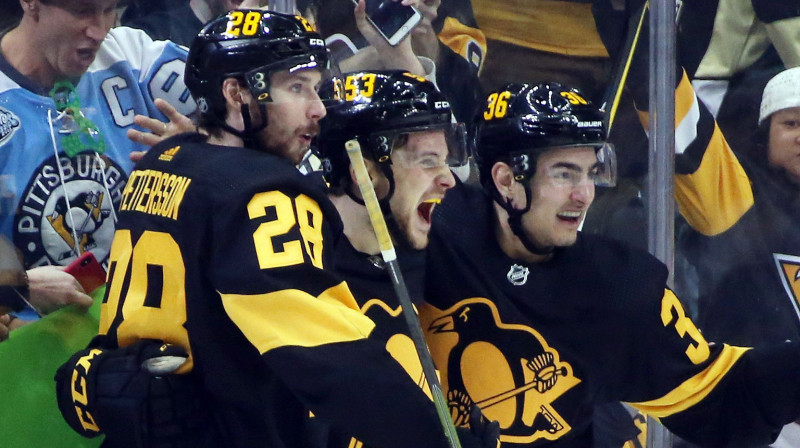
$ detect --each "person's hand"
[352,0,425,76]
[0,314,10,342]
[27,265,92,315]
[410,0,441,61]
[127,98,198,162]
[455,405,501,448]
[55,339,210,447]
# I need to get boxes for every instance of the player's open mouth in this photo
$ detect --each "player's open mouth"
[556,210,582,224]
[418,199,441,224]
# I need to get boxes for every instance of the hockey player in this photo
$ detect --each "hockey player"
[313,69,496,447]
[0,0,195,323]
[419,82,800,447]
[55,10,496,448]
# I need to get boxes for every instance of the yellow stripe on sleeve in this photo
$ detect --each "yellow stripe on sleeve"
[438,17,488,71]
[628,345,750,417]
[221,281,376,354]
[674,125,754,236]
[672,71,754,236]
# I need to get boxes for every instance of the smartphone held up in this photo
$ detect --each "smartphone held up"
[356,0,422,46]
[64,252,107,295]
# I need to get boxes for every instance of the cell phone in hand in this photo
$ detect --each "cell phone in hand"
[65,252,106,294]
[355,0,422,46]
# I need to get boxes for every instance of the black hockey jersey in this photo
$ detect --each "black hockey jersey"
[324,234,433,448]
[97,133,454,448]
[420,181,800,447]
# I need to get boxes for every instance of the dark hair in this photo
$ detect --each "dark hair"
[0,0,23,30]
[744,121,770,168]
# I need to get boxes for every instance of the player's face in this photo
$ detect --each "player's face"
[388,130,456,250]
[521,146,597,250]
[260,69,327,165]
[767,107,800,184]
[35,0,117,80]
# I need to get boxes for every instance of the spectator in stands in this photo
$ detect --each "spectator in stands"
[0,0,194,326]
[300,0,483,123]
[677,0,800,155]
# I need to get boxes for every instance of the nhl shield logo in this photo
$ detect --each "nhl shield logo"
[507,264,530,286]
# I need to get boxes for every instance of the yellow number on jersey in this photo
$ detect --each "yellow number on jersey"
[660,291,710,364]
[247,191,324,269]
[101,230,191,365]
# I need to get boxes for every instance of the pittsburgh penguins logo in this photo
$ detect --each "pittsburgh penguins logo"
[421,298,580,445]
[14,153,127,267]
[361,298,430,396]
[340,298,431,448]
[773,253,800,319]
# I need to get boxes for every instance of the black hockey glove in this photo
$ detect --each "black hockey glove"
[55,338,209,448]
[455,405,501,448]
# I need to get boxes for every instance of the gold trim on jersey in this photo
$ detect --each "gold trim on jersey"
[438,17,488,71]
[221,281,375,353]
[628,344,750,417]
[472,0,608,57]
[672,72,753,236]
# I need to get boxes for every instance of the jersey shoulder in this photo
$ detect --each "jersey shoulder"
[432,180,492,249]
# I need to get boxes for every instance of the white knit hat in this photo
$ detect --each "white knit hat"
[759,67,800,125]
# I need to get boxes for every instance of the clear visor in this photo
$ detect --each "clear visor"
[372,123,470,168]
[245,52,343,108]
[538,143,617,188]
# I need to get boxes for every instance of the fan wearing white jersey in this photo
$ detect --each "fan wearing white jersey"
[0,0,195,325]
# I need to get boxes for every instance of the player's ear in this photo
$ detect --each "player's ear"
[491,161,516,201]
[221,78,248,108]
[348,157,390,200]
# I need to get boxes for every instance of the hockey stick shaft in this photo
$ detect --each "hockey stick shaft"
[601,0,649,136]
[344,139,462,448]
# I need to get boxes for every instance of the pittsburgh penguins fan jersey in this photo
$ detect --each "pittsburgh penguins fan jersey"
[420,181,800,447]
[0,27,195,273]
[97,133,454,448]
[667,69,800,349]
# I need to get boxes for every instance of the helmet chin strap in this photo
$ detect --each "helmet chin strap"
[220,103,268,147]
[491,182,555,256]
[345,165,413,250]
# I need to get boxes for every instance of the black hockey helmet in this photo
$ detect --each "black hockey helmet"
[314,70,468,193]
[475,82,615,189]
[475,82,616,256]
[185,9,330,134]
